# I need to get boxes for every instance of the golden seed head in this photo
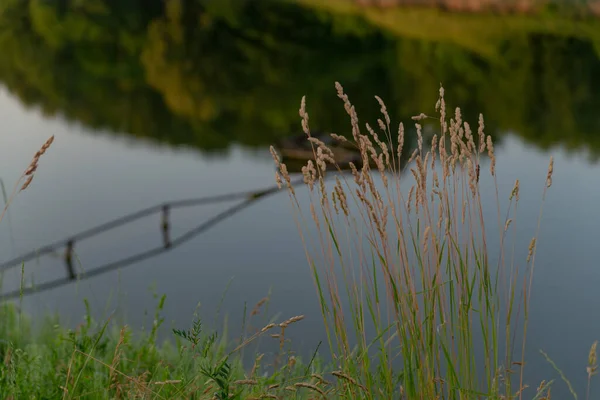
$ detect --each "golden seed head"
[478,114,486,153]
[25,164,37,176]
[397,122,405,161]
[411,113,428,121]
[510,179,520,201]
[374,95,391,127]
[588,341,598,378]
[294,382,326,396]
[527,237,536,263]
[546,156,554,188]
[260,323,276,333]
[269,146,281,167]
[486,135,496,176]
[234,379,258,386]
[20,175,34,192]
[330,133,347,142]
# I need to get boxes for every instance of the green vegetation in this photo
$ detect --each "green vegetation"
[0,0,599,156]
[0,297,332,399]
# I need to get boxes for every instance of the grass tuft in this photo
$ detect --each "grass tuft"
[271,82,580,399]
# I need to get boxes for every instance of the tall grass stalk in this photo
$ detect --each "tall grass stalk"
[272,83,554,399]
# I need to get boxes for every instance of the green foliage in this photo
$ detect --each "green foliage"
[0,298,329,399]
[173,318,218,358]
[199,358,240,400]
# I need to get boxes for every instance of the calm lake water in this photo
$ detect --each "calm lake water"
[1,0,600,396]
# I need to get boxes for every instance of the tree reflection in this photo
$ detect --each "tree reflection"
[0,0,599,158]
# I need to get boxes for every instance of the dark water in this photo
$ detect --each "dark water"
[1,0,600,396]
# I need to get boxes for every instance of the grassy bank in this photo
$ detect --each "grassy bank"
[0,298,329,399]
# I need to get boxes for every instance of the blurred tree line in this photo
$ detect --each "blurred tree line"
[0,0,599,157]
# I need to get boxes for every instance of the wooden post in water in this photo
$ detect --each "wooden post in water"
[161,205,171,248]
[65,240,76,280]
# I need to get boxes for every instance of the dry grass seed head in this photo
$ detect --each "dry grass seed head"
[407,185,415,214]
[299,96,310,136]
[466,158,477,197]
[250,354,264,378]
[20,135,55,192]
[450,121,459,163]
[319,176,329,208]
[269,146,281,168]
[464,121,475,154]
[234,379,258,386]
[478,113,486,153]
[335,82,351,115]
[301,160,317,191]
[546,156,554,188]
[334,177,349,216]
[24,164,37,176]
[153,380,181,386]
[397,122,405,162]
[20,176,34,192]
[311,374,330,386]
[486,135,496,176]
[374,95,391,127]
[349,162,361,186]
[335,82,362,143]
[439,86,447,135]
[279,315,304,328]
[408,149,419,164]
[294,382,326,397]
[412,113,428,121]
[416,123,423,154]
[454,107,463,129]
[366,123,389,167]
[260,323,276,333]
[316,147,330,174]
[510,179,520,201]
[439,131,448,166]
[280,163,294,195]
[431,134,438,169]
[416,156,427,202]
[588,341,598,378]
[251,297,269,316]
[330,133,347,143]
[275,171,282,190]
[423,225,431,253]
[433,170,440,189]
[527,237,536,263]
[41,134,54,152]
[332,190,339,214]
[332,371,367,392]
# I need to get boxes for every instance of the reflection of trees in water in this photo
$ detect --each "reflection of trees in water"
[0,0,599,157]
